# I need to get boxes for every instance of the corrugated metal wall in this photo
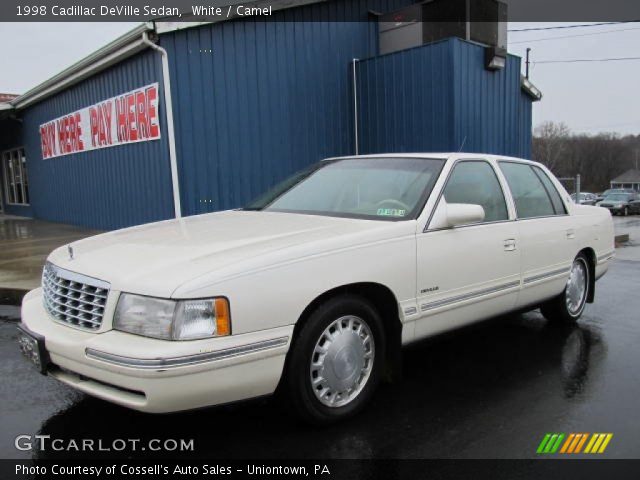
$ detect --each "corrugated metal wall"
[160,0,418,216]
[14,0,534,229]
[356,39,457,154]
[451,39,532,158]
[19,50,174,229]
[356,37,533,158]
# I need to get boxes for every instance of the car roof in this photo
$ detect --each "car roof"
[323,152,541,165]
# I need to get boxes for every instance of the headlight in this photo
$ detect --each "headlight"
[114,294,231,340]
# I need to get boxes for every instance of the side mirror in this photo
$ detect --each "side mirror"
[446,203,485,227]
[429,199,485,229]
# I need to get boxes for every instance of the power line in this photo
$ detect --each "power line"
[508,22,628,32]
[534,56,640,64]
[510,26,640,44]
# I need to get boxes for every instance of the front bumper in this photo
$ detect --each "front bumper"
[20,289,293,413]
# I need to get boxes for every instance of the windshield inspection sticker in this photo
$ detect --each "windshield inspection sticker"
[377,208,406,217]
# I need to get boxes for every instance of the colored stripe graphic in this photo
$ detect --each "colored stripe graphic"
[575,433,589,453]
[539,433,613,454]
[537,433,565,454]
[585,433,613,454]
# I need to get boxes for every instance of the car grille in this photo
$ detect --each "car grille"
[42,262,110,331]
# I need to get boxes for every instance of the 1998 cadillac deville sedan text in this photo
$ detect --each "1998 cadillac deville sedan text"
[18,154,614,424]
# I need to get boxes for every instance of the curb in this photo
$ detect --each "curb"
[615,234,630,244]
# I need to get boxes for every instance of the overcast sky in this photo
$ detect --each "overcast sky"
[0,21,638,136]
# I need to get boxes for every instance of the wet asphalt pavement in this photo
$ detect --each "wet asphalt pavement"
[1,253,639,460]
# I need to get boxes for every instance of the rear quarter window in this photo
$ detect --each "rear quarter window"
[498,162,558,219]
[532,166,567,215]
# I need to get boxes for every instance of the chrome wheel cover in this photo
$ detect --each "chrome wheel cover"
[310,315,375,408]
[566,258,588,316]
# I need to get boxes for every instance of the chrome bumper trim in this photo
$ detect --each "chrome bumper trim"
[85,336,289,369]
[523,267,569,285]
[420,280,521,312]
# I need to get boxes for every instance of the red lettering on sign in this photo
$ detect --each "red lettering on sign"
[69,114,78,152]
[75,112,84,151]
[89,107,99,147]
[126,93,137,141]
[135,91,148,139]
[41,122,57,158]
[116,96,128,142]
[102,101,113,145]
[56,119,65,154]
[146,85,159,139]
[40,126,48,159]
[41,84,159,158]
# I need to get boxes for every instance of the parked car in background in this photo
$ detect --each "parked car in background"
[595,188,638,203]
[597,192,640,216]
[571,192,598,206]
[17,153,614,424]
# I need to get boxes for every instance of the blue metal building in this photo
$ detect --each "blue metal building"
[0,0,540,230]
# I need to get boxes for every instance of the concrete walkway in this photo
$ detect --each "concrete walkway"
[0,215,100,293]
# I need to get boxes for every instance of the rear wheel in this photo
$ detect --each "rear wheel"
[285,295,385,424]
[541,253,590,324]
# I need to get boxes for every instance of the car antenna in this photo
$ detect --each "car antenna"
[458,136,467,152]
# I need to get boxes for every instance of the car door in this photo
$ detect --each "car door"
[414,159,521,340]
[497,161,575,310]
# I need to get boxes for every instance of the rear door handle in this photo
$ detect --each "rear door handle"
[566,229,576,239]
[503,239,516,251]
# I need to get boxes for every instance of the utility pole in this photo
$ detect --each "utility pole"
[525,48,531,79]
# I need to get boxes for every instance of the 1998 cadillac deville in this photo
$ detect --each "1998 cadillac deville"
[18,154,614,423]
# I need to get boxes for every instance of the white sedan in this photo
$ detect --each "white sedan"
[18,153,614,424]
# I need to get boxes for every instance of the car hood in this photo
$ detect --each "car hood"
[48,210,414,297]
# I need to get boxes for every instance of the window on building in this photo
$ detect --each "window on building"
[499,161,561,219]
[443,160,509,223]
[2,148,30,206]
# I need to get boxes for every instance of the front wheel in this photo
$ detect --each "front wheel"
[285,295,385,424]
[541,253,590,324]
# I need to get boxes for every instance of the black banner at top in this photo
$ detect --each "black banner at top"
[1,0,640,22]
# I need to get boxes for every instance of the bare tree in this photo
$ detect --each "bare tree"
[532,121,571,171]
[532,121,640,192]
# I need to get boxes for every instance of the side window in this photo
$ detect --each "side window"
[499,162,556,219]
[443,161,509,222]
[532,166,567,214]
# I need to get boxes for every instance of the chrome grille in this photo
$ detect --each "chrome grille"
[42,262,110,331]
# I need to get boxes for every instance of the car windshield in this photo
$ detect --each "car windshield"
[245,157,445,220]
[604,194,630,201]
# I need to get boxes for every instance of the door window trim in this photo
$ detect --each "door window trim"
[498,160,569,221]
[2,147,30,207]
[423,158,514,232]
